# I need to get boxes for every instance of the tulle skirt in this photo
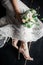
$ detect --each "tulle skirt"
[0,0,43,42]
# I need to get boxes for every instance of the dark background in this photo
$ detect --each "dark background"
[0,1,6,18]
[0,0,43,65]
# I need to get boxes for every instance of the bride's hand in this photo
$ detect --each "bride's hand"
[15,12,23,23]
[15,12,26,23]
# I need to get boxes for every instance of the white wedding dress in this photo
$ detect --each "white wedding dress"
[0,0,43,47]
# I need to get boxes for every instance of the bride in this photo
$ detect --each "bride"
[0,0,43,61]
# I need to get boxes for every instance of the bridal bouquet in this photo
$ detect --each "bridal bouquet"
[21,9,39,28]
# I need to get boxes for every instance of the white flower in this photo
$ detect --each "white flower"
[22,9,39,28]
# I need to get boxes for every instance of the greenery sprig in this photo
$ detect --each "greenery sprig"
[21,9,39,28]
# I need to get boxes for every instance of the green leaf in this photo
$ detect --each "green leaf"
[41,18,43,20]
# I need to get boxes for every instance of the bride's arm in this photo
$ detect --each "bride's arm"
[11,0,23,23]
[11,0,21,14]
[12,0,29,13]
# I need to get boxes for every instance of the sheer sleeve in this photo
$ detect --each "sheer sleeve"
[1,0,10,7]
